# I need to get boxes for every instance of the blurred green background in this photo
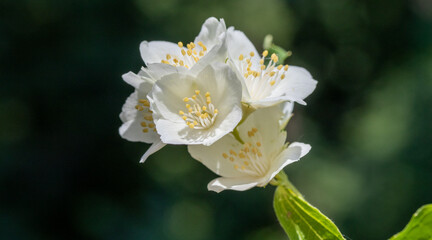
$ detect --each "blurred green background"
[1,0,432,239]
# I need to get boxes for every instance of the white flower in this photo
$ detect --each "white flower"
[226,28,317,108]
[119,72,167,163]
[188,106,311,193]
[140,17,227,72]
[148,63,243,146]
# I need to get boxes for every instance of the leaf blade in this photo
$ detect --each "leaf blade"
[390,204,432,240]
[274,185,345,240]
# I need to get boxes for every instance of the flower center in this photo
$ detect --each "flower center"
[236,51,289,100]
[221,128,269,176]
[179,89,218,129]
[160,41,208,69]
[135,98,156,133]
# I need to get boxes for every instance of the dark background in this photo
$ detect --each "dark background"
[1,0,432,239]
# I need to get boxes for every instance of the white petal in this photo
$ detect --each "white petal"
[188,134,251,178]
[148,73,194,122]
[263,142,311,184]
[195,64,243,135]
[279,101,294,130]
[145,63,184,81]
[194,17,226,49]
[237,106,285,149]
[140,140,166,163]
[119,91,159,143]
[269,66,317,105]
[122,72,154,91]
[246,96,295,108]
[226,28,260,65]
[207,177,259,193]
[156,119,203,145]
[140,41,180,65]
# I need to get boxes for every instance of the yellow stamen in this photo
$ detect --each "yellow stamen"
[178,42,183,48]
[250,51,255,57]
[263,50,268,57]
[239,54,244,61]
[183,97,189,102]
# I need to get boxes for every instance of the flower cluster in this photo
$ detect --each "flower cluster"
[119,17,317,192]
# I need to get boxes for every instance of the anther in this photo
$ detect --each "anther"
[262,50,268,57]
[178,42,183,48]
[239,54,244,61]
[250,52,255,57]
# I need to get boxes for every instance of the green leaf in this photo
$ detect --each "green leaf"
[390,204,432,240]
[273,184,345,240]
